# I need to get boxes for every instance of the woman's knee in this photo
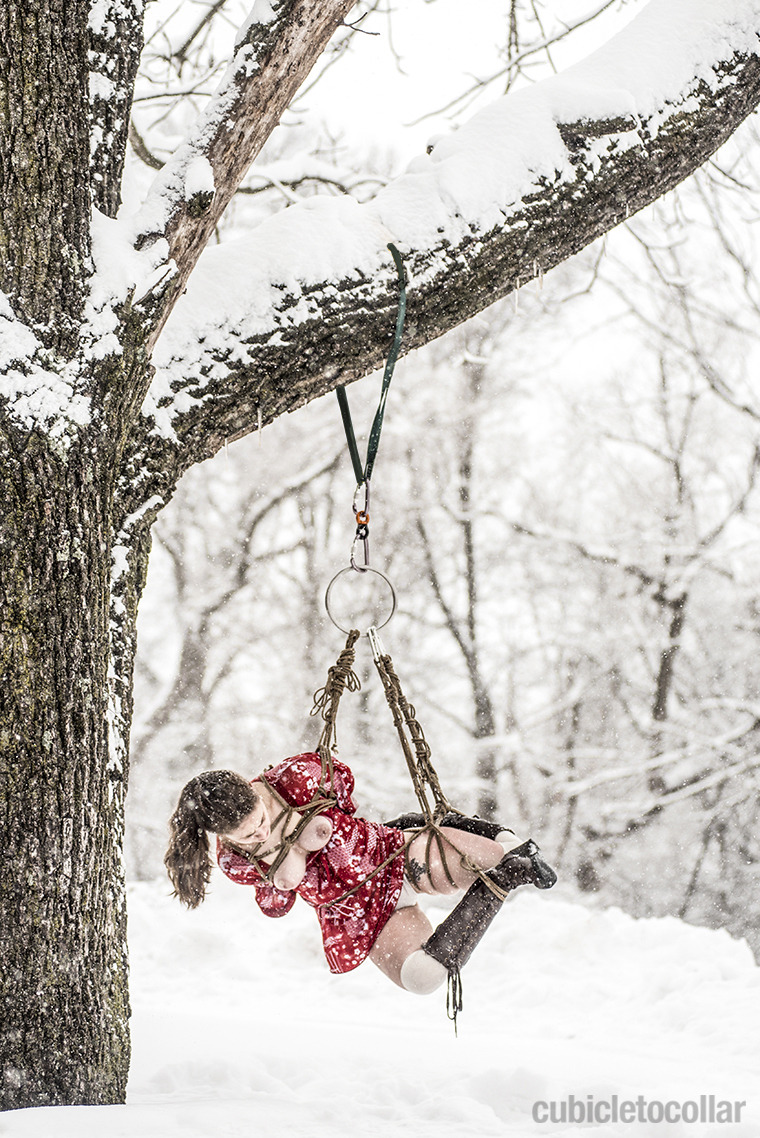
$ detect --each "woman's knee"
[399,949,447,994]
[369,904,433,987]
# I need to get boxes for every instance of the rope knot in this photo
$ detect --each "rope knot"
[310,629,361,721]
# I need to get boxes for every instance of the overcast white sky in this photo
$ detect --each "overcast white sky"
[302,0,646,160]
[140,0,648,169]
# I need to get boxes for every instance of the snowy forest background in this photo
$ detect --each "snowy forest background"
[126,0,760,958]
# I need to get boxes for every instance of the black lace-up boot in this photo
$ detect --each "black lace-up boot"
[422,840,557,976]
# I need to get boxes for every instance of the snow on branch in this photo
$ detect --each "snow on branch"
[132,0,356,350]
[144,0,760,472]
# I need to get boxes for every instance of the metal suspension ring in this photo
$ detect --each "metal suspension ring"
[324,566,397,634]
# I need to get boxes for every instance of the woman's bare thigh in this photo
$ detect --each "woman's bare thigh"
[369,904,434,988]
[405,827,503,894]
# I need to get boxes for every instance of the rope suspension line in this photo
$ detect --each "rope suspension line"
[366,626,452,824]
[225,234,558,1034]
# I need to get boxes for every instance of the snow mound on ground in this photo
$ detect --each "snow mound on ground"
[5,875,760,1137]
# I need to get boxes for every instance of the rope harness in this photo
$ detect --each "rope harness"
[224,636,359,882]
[230,630,508,916]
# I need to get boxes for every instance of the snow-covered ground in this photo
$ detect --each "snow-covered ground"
[4,876,760,1137]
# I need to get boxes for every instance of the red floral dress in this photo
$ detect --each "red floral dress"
[216,753,407,973]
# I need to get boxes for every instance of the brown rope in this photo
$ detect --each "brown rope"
[231,632,362,886]
[320,834,414,909]
[403,823,509,902]
[234,630,506,905]
[370,640,508,902]
[311,628,361,789]
[311,629,361,735]
[371,647,452,823]
[229,779,340,886]
[321,827,509,911]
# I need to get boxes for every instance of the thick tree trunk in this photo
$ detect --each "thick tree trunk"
[89,0,144,218]
[0,0,358,1109]
[0,0,90,346]
[0,426,130,1110]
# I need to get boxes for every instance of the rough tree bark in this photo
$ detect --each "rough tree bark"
[0,0,355,1111]
[0,0,91,345]
[1,0,759,1112]
[0,432,127,1106]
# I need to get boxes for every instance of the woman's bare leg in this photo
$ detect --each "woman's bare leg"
[369,831,528,991]
[405,828,505,895]
[369,904,433,988]
[371,833,552,994]
[368,828,507,991]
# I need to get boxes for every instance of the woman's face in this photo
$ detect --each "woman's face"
[224,798,270,848]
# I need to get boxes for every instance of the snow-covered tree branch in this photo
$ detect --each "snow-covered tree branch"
[143,3,760,477]
[135,0,356,349]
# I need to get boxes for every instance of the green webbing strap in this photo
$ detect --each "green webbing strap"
[336,386,364,486]
[336,243,407,486]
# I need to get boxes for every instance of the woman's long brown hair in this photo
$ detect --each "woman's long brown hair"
[164,770,259,907]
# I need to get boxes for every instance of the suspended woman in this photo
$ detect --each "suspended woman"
[165,752,556,995]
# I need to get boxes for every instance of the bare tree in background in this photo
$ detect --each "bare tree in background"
[506,160,760,942]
